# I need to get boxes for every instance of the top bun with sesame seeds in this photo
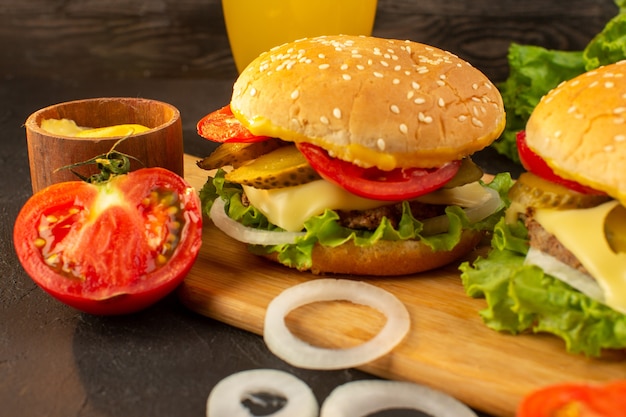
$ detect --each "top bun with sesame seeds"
[230,35,505,170]
[524,60,626,204]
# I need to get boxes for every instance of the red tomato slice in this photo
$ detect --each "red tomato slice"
[13,167,203,315]
[516,130,605,195]
[297,142,461,201]
[197,105,270,143]
[517,381,626,417]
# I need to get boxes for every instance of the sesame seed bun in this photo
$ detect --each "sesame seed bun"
[263,229,484,276]
[231,35,505,170]
[525,60,626,203]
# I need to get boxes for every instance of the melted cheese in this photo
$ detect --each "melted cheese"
[242,180,388,232]
[243,179,494,233]
[533,201,626,314]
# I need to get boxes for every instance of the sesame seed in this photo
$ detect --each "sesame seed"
[342,74,352,81]
[472,83,478,90]
[412,82,420,90]
[290,89,299,100]
[436,80,445,87]
[568,106,577,113]
[407,91,415,99]
[377,138,386,151]
[471,117,484,128]
[320,116,329,125]
[458,115,468,122]
[374,72,384,78]
[604,145,614,152]
[341,64,349,71]
[438,98,445,107]
[333,108,342,119]
[356,65,365,70]
[394,65,402,71]
[380,61,389,67]
[418,112,433,123]
[614,107,626,114]
[615,134,626,142]
[319,64,330,70]
[414,97,426,105]
[605,81,615,88]
[250,87,257,96]
[318,53,326,59]
[399,123,408,134]
[393,78,400,85]
[390,104,400,114]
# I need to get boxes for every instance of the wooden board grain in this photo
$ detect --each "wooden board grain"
[178,154,626,417]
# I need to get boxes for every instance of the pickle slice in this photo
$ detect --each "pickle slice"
[225,144,321,189]
[606,204,626,253]
[443,157,484,189]
[197,138,286,170]
[509,172,610,210]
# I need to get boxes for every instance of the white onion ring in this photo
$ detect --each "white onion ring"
[210,198,306,245]
[263,278,410,370]
[421,186,502,235]
[320,380,479,417]
[206,369,318,417]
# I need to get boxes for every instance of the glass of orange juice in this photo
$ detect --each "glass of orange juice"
[222,0,378,73]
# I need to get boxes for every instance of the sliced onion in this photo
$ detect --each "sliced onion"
[320,380,479,417]
[206,369,318,417]
[421,185,502,235]
[263,278,410,370]
[525,247,605,303]
[210,198,305,245]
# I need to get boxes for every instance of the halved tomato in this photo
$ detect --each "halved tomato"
[197,105,269,143]
[297,142,461,201]
[517,380,626,417]
[516,130,604,195]
[13,167,203,315]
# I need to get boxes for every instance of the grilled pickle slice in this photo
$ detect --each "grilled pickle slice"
[443,158,483,189]
[225,144,321,189]
[197,138,285,170]
[509,172,610,210]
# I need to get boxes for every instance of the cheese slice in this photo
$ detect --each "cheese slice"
[532,201,626,314]
[243,179,495,233]
[242,180,388,232]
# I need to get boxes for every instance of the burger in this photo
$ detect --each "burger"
[197,35,510,276]
[461,60,626,356]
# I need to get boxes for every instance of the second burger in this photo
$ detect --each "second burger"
[197,35,511,275]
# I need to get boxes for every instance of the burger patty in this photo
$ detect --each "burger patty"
[524,215,590,276]
[337,201,446,231]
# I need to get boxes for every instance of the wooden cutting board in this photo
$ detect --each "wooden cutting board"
[178,154,626,417]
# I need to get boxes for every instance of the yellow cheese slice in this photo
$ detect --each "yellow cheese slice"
[242,180,388,232]
[533,201,626,314]
[243,179,494,233]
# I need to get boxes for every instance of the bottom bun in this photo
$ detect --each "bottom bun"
[263,229,484,276]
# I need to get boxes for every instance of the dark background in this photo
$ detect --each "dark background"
[0,1,619,416]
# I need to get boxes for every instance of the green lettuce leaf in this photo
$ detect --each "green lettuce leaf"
[201,170,513,271]
[460,218,626,356]
[492,2,626,163]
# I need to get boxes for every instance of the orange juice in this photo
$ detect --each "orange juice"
[222,0,377,72]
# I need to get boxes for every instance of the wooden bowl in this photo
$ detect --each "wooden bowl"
[25,97,183,193]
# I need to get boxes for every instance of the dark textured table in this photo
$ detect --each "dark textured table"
[0,77,514,417]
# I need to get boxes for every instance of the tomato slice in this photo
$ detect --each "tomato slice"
[517,381,626,417]
[297,142,461,201]
[516,130,605,195]
[197,105,270,143]
[13,167,203,315]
